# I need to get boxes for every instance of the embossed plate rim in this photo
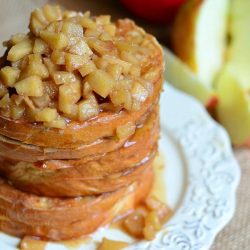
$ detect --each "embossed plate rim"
[126,83,241,250]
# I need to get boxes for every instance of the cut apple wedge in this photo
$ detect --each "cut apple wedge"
[215,0,250,146]
[164,48,217,107]
[216,65,250,145]
[227,0,250,89]
[172,0,229,87]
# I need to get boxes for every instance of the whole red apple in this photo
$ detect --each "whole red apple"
[120,0,187,23]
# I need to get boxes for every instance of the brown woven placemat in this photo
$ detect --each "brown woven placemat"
[211,148,250,250]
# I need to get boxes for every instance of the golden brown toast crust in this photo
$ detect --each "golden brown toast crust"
[0,166,153,241]
[0,108,159,197]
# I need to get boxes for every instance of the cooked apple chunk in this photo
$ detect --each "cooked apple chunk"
[85,69,115,98]
[107,64,123,80]
[51,50,65,65]
[131,82,149,111]
[29,5,63,35]
[104,24,116,36]
[103,55,131,75]
[20,54,49,79]
[43,5,62,22]
[35,107,58,122]
[116,121,136,139]
[33,38,49,54]
[0,4,155,126]
[78,61,96,77]
[87,39,117,56]
[0,83,7,97]
[79,17,97,29]
[45,21,63,33]
[82,82,92,98]
[53,71,77,85]
[7,40,33,62]
[10,104,25,119]
[65,53,89,72]
[40,31,68,50]
[68,38,93,56]
[61,22,83,37]
[43,58,60,76]
[15,76,43,97]
[0,94,10,108]
[32,94,50,109]
[78,95,99,121]
[0,66,20,87]
[58,82,81,114]
[44,116,66,128]
[143,211,161,240]
[98,238,128,250]
[110,87,132,110]
[10,33,29,45]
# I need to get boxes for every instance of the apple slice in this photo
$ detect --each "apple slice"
[227,0,250,89]
[164,48,217,107]
[172,0,229,87]
[215,0,250,146]
[216,66,250,145]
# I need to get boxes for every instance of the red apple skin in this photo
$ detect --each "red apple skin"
[206,96,219,109]
[120,0,188,24]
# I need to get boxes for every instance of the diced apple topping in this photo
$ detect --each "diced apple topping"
[40,31,68,50]
[53,71,76,85]
[65,53,89,72]
[116,121,136,139]
[7,40,33,62]
[35,107,58,122]
[104,24,116,36]
[123,211,145,238]
[32,94,50,108]
[68,38,93,56]
[0,83,7,97]
[29,5,63,35]
[123,196,172,240]
[10,104,25,120]
[143,211,161,240]
[0,94,10,108]
[43,58,60,76]
[85,69,115,98]
[102,55,131,74]
[44,117,66,128]
[58,81,81,114]
[20,54,49,79]
[33,38,49,54]
[107,64,123,80]
[131,82,149,111]
[98,238,128,250]
[61,22,83,37]
[15,76,43,97]
[10,33,29,45]
[110,87,132,110]
[79,17,97,29]
[0,4,156,127]
[51,50,65,65]
[0,66,20,87]
[78,95,99,121]
[45,20,63,33]
[87,39,117,56]
[78,61,96,77]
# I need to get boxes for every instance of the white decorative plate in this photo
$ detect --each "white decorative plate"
[0,83,240,250]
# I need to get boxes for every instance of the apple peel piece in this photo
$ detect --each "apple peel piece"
[172,0,230,87]
[216,66,250,145]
